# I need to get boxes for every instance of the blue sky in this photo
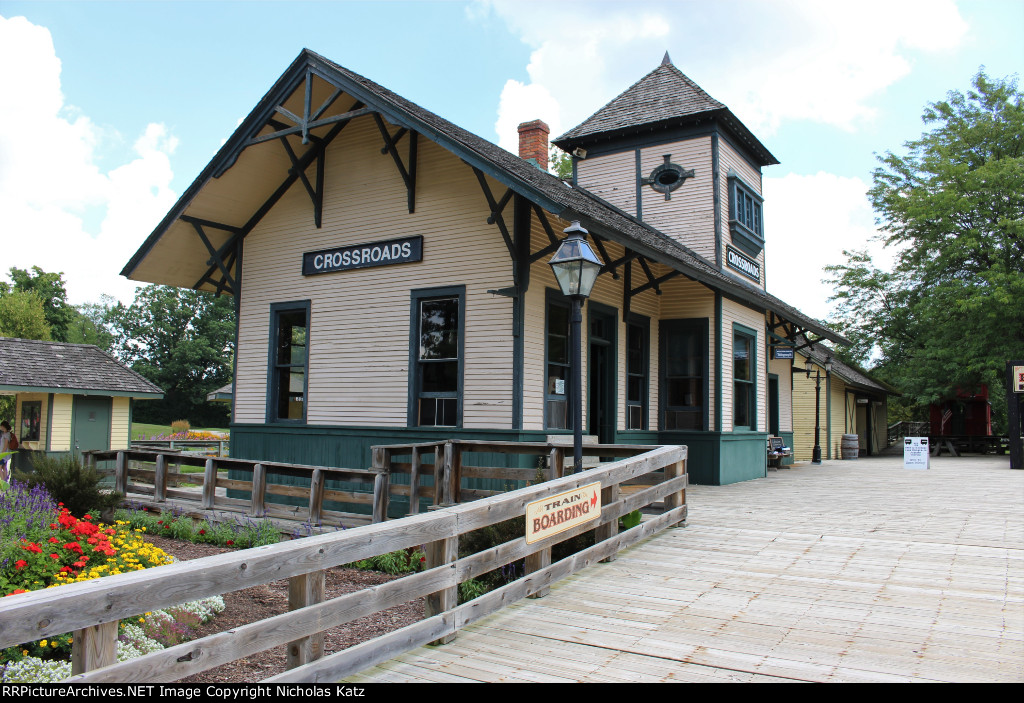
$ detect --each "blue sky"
[1,1,1021,319]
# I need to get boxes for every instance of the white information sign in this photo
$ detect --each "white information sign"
[904,437,930,470]
[525,482,601,544]
[1014,365,1024,393]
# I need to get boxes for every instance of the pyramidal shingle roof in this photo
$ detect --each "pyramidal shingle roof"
[553,59,778,166]
[0,337,163,397]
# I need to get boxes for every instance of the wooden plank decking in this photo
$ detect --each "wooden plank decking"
[344,455,1023,683]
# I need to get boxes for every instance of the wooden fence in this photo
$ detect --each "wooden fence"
[0,443,686,683]
[85,440,661,531]
[130,439,229,457]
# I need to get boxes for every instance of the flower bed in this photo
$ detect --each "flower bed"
[0,481,224,683]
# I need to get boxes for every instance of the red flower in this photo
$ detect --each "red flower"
[226,540,234,546]
[83,514,92,521]
[48,537,59,543]
[49,553,59,560]
[14,560,27,569]
[198,529,206,535]
[22,542,42,553]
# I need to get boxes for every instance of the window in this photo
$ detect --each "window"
[733,328,756,430]
[268,302,309,422]
[661,320,707,431]
[626,317,649,430]
[545,294,571,430]
[21,401,41,441]
[728,173,764,258]
[411,288,463,427]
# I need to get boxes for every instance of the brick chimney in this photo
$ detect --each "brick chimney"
[518,120,550,171]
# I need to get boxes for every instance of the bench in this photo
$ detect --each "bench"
[767,436,791,470]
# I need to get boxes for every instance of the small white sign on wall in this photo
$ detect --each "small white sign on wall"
[904,437,930,470]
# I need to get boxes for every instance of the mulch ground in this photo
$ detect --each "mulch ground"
[144,536,423,683]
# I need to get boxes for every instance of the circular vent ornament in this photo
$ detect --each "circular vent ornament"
[642,154,695,200]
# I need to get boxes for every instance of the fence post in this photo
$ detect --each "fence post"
[424,531,458,645]
[249,463,266,517]
[114,451,127,495]
[437,443,452,505]
[71,621,117,675]
[308,468,324,525]
[664,459,687,527]
[409,446,421,516]
[154,454,167,503]
[597,482,620,563]
[201,458,217,510]
[286,570,326,668]
[371,447,391,523]
[450,442,463,504]
[548,446,565,479]
[526,546,552,599]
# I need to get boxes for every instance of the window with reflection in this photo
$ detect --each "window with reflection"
[416,296,460,426]
[545,298,571,430]
[661,320,707,431]
[21,401,41,441]
[626,318,649,430]
[733,329,756,430]
[270,303,309,422]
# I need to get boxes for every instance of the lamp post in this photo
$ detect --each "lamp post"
[548,221,603,473]
[809,355,832,464]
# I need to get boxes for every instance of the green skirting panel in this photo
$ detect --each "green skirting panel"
[779,431,795,466]
[719,432,769,484]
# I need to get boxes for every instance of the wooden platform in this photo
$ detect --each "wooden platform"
[344,455,1024,683]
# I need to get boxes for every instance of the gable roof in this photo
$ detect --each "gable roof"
[0,338,163,398]
[122,49,841,345]
[553,60,779,166]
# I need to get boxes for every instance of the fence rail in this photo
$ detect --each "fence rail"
[130,439,229,457]
[0,442,686,683]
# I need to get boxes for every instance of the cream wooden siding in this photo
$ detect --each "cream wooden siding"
[15,393,49,452]
[658,274,716,430]
[768,356,793,433]
[49,394,73,451]
[111,397,131,450]
[575,151,637,215]
[792,365,817,461]
[720,298,767,433]
[719,138,765,288]
[831,381,850,458]
[234,120,515,428]
[639,137,715,260]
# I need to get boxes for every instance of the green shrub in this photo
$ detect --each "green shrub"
[350,548,425,575]
[15,455,121,517]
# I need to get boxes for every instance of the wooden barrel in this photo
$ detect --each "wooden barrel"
[841,434,860,460]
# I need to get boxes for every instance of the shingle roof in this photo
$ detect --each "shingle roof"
[553,60,779,166]
[0,338,163,397]
[801,344,893,395]
[123,49,840,344]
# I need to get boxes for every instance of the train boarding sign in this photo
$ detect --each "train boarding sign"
[525,482,602,544]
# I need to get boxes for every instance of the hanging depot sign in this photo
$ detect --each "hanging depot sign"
[302,235,423,276]
[1014,365,1024,393]
[525,482,602,544]
[773,346,794,360]
[726,246,761,282]
[904,437,930,470]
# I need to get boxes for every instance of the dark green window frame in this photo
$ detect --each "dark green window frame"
[21,400,42,441]
[733,323,758,431]
[266,301,310,424]
[626,314,649,430]
[728,173,764,258]
[545,289,572,430]
[660,318,709,431]
[409,286,465,428]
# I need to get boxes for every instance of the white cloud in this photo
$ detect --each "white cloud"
[477,0,969,144]
[0,14,177,306]
[762,172,894,321]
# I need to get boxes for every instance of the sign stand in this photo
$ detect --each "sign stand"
[1009,360,1023,470]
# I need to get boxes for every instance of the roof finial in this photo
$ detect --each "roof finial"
[661,51,672,66]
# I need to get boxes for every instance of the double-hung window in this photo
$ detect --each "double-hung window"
[545,294,571,430]
[733,326,757,430]
[625,317,649,430]
[268,302,310,422]
[728,173,764,258]
[20,401,41,441]
[411,288,463,427]
[661,319,707,431]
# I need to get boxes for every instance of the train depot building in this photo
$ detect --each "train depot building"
[123,50,849,485]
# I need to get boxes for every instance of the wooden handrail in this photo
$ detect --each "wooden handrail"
[1,443,686,683]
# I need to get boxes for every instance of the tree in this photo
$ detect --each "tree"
[64,296,117,352]
[0,290,51,341]
[107,285,236,426]
[827,71,1024,431]
[4,267,77,342]
[549,145,572,180]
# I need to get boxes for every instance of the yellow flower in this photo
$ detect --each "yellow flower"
[40,640,47,647]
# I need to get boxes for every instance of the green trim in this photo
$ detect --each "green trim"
[0,385,161,398]
[768,373,780,437]
[715,293,723,433]
[625,312,650,431]
[659,318,709,431]
[46,393,54,452]
[826,372,832,459]
[544,288,572,431]
[408,286,466,429]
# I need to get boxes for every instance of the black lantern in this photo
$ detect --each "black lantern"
[548,221,603,473]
